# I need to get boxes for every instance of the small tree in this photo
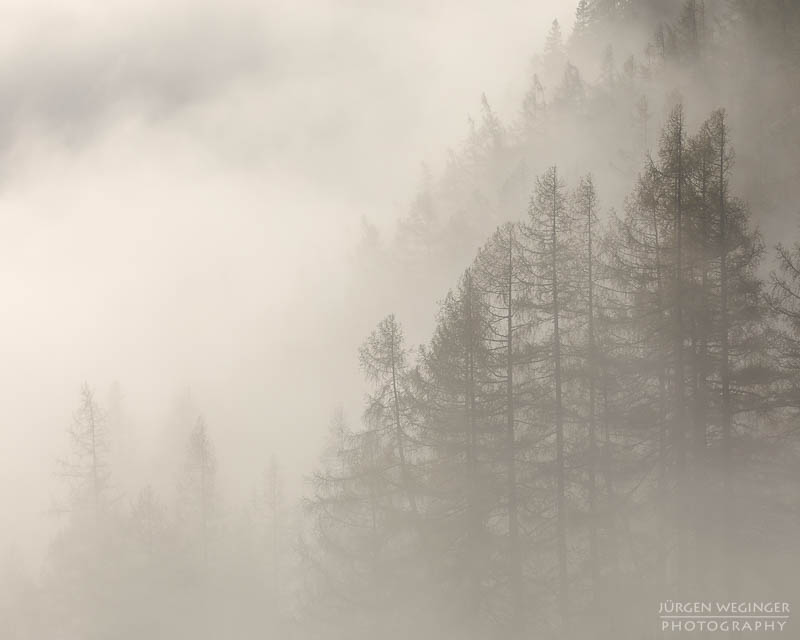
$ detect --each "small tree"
[359,315,419,520]
[57,383,111,524]
[544,19,566,74]
[180,417,216,569]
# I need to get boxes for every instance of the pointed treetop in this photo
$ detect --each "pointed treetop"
[545,19,565,59]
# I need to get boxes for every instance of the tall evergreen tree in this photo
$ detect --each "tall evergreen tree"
[473,223,534,632]
[360,315,419,522]
[522,166,575,630]
[414,271,494,633]
[543,19,566,79]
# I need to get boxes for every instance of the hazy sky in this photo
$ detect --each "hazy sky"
[0,0,574,560]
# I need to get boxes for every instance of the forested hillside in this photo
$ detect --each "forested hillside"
[356,0,800,340]
[3,2,800,639]
[307,103,800,638]
[307,1,800,637]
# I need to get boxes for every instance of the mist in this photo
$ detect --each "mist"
[2,1,800,639]
[0,0,572,552]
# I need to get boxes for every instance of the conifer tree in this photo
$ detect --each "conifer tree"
[543,19,566,78]
[181,417,216,569]
[57,383,111,524]
[699,108,767,592]
[473,223,533,632]
[570,0,594,46]
[304,410,388,629]
[360,315,419,521]
[522,166,575,629]
[555,63,585,111]
[571,175,603,602]
[413,270,494,632]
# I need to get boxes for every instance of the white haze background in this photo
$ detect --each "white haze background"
[0,0,574,563]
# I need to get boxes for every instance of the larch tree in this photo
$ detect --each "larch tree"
[413,270,495,632]
[654,103,694,585]
[522,165,575,630]
[771,244,800,407]
[571,175,603,606]
[360,315,419,523]
[571,0,594,46]
[131,485,167,560]
[473,223,533,633]
[699,108,768,594]
[543,19,566,74]
[603,105,771,604]
[57,383,111,525]
[604,149,685,616]
[304,406,429,638]
[181,416,216,570]
[304,409,383,619]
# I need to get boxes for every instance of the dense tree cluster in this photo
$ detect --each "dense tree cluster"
[306,105,800,638]
[367,0,800,321]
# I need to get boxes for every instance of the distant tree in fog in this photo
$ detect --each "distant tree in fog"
[543,19,566,77]
[571,0,594,45]
[130,485,167,558]
[56,383,111,523]
[359,314,419,522]
[179,416,216,568]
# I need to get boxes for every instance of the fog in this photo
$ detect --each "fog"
[0,0,572,563]
[3,1,800,638]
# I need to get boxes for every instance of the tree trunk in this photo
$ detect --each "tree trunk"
[464,271,481,618]
[390,328,419,519]
[551,170,568,629]
[585,185,599,605]
[718,114,736,598]
[672,112,688,586]
[505,229,523,633]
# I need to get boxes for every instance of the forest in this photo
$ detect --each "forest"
[3,1,800,639]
